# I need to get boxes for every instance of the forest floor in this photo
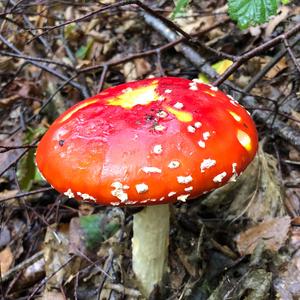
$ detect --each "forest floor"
[0,1,300,299]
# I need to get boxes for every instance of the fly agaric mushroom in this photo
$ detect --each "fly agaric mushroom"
[36,77,258,297]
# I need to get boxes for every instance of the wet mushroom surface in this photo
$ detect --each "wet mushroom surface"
[36,77,258,206]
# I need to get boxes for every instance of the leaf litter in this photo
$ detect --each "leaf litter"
[0,0,299,299]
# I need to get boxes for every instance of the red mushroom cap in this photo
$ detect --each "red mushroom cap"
[36,77,258,206]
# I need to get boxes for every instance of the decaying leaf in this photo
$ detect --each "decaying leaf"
[273,248,300,299]
[174,6,227,38]
[69,213,121,255]
[208,268,272,300]
[0,246,13,274]
[0,225,11,248]
[123,61,138,82]
[40,290,66,300]
[0,95,20,108]
[43,224,81,290]
[0,132,23,177]
[123,58,151,82]
[203,144,286,222]
[235,216,291,255]
[264,57,287,79]
[19,256,45,288]
[265,6,290,38]
[0,56,13,72]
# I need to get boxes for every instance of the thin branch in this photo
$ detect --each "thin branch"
[213,23,300,86]
[0,34,89,98]
[0,187,53,203]
[283,37,300,74]
[0,50,74,70]
[27,1,191,45]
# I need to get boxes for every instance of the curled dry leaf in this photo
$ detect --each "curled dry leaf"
[203,144,285,222]
[235,216,291,256]
[265,6,290,38]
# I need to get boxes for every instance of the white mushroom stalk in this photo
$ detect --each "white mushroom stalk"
[132,204,170,297]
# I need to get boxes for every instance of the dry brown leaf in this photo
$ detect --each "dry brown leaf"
[43,224,82,289]
[0,56,13,72]
[289,110,300,131]
[265,57,287,80]
[235,216,291,255]
[123,59,151,82]
[123,61,138,82]
[229,144,285,221]
[0,95,20,108]
[169,251,186,291]
[176,248,198,277]
[68,218,85,255]
[289,147,300,161]
[134,58,152,78]
[265,6,290,38]
[175,5,227,40]
[40,290,66,300]
[0,190,18,203]
[0,132,23,176]
[203,144,285,222]
[0,246,14,274]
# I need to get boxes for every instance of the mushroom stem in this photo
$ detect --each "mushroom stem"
[132,204,170,297]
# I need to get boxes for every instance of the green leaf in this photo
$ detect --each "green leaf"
[228,0,280,29]
[64,24,76,39]
[17,126,47,190]
[79,214,120,251]
[75,39,94,60]
[171,0,190,19]
[18,148,36,190]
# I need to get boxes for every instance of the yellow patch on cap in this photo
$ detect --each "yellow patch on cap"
[229,111,242,122]
[107,84,158,109]
[164,106,193,122]
[237,129,252,151]
[204,91,216,97]
[59,98,99,123]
